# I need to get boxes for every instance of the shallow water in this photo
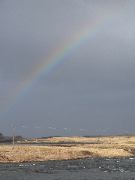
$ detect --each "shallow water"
[0,157,135,180]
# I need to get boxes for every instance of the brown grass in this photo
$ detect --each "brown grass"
[0,136,135,163]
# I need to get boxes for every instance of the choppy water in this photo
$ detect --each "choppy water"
[0,157,135,180]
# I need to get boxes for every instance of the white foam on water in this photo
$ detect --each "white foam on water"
[119,168,124,173]
[129,157,135,160]
[105,158,111,161]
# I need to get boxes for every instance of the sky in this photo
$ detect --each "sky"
[0,0,135,137]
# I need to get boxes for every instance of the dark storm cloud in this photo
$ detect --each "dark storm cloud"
[0,0,135,137]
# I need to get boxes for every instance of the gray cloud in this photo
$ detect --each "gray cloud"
[0,0,135,137]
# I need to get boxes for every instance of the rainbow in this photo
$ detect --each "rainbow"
[3,14,110,113]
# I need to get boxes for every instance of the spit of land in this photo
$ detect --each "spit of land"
[0,136,135,163]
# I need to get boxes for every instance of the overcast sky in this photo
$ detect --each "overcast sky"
[0,0,135,137]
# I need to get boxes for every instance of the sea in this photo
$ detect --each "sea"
[0,157,135,180]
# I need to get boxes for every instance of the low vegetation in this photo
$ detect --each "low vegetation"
[0,136,135,163]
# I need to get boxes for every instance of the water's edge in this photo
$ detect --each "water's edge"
[0,157,135,180]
